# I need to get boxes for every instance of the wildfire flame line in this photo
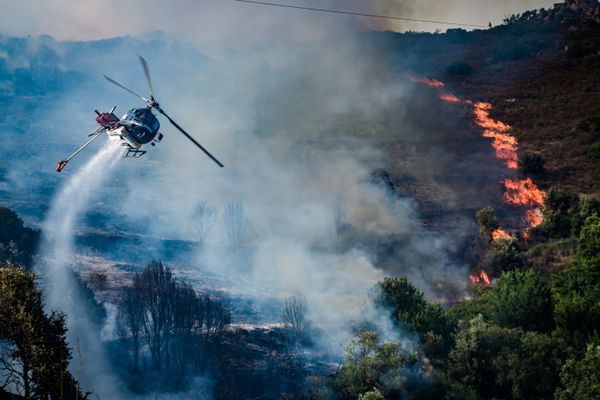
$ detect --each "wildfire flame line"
[439,93,461,103]
[409,75,444,88]
[409,76,546,234]
[473,102,519,170]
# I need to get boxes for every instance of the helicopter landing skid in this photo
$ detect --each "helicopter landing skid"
[124,148,147,159]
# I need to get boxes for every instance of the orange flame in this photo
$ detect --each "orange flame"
[480,270,491,285]
[526,208,544,227]
[409,76,444,87]
[470,270,492,286]
[492,228,511,241]
[440,93,461,103]
[409,77,546,233]
[473,102,518,170]
[503,178,545,207]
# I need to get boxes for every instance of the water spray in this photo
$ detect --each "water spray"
[37,140,123,398]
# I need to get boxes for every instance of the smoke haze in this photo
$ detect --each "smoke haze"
[0,0,542,396]
[0,0,558,47]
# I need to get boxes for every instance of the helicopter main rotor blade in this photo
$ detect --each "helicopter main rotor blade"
[154,106,224,168]
[104,75,149,103]
[138,56,154,100]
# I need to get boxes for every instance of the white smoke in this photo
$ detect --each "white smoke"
[37,140,123,399]
[9,7,486,395]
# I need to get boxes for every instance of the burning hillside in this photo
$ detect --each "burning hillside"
[410,76,547,242]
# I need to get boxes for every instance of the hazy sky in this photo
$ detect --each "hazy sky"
[0,0,559,46]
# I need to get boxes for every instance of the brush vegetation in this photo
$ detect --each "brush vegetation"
[1,2,600,399]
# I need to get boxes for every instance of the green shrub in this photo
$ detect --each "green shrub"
[556,344,600,400]
[577,215,600,263]
[589,142,600,160]
[520,151,545,176]
[359,388,384,400]
[375,277,450,337]
[573,196,600,235]
[489,270,553,332]
[538,188,580,238]
[553,217,600,344]
[0,207,39,267]
[482,238,526,275]
[446,316,565,400]
[334,330,421,400]
[539,190,600,239]
[476,208,499,236]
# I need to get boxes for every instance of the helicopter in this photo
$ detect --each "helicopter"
[56,56,224,172]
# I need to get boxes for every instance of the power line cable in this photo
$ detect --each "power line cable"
[234,0,488,28]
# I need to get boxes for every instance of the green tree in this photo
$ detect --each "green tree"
[576,214,600,262]
[539,188,580,239]
[537,190,600,239]
[489,270,553,332]
[446,286,493,326]
[375,278,453,366]
[376,278,451,337]
[556,344,600,400]
[376,277,427,330]
[553,258,600,344]
[0,207,39,267]
[553,216,600,344]
[573,196,600,236]
[482,238,525,275]
[333,330,420,400]
[446,316,564,400]
[359,387,384,400]
[0,264,82,399]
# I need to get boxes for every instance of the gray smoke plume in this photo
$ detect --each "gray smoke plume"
[37,141,123,398]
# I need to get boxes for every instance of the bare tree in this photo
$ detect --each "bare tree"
[196,295,231,342]
[117,289,144,372]
[134,261,176,371]
[282,295,308,355]
[193,201,217,247]
[117,261,231,387]
[223,201,248,251]
[169,283,198,385]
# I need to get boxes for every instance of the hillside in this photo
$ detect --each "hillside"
[1,2,600,399]
[376,0,600,194]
